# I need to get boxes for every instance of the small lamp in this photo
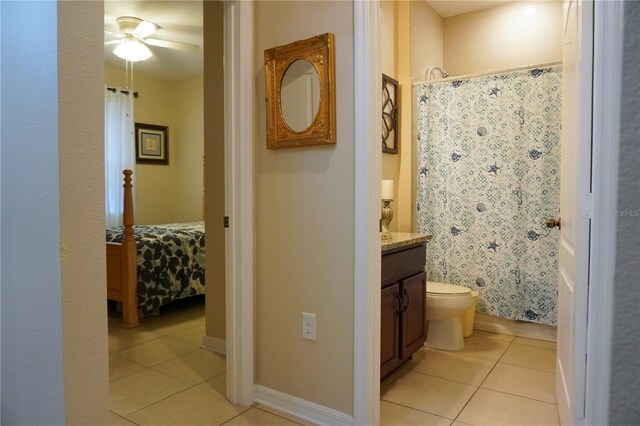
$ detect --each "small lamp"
[381,180,394,233]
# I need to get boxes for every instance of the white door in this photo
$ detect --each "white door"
[557,0,593,424]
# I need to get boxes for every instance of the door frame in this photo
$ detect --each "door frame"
[353,1,382,424]
[224,0,387,417]
[354,1,623,424]
[224,0,255,406]
[582,0,623,423]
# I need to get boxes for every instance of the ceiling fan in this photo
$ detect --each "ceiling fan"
[105,16,199,62]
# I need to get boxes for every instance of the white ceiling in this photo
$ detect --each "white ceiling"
[427,1,511,17]
[104,1,518,80]
[104,1,203,82]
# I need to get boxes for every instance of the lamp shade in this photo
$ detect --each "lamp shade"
[114,37,152,62]
[381,180,394,200]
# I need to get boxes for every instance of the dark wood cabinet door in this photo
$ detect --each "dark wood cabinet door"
[380,283,401,379]
[401,271,426,358]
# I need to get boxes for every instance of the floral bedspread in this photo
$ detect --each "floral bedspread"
[106,221,205,315]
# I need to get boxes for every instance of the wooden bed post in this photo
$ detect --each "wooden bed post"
[121,169,139,328]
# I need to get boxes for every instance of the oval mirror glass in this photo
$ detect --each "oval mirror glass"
[280,60,321,132]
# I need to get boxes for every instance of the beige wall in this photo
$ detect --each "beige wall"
[382,0,443,233]
[105,67,204,225]
[411,0,444,81]
[254,0,354,415]
[396,1,413,232]
[174,75,205,222]
[381,0,424,233]
[203,1,225,341]
[59,1,110,423]
[443,1,563,76]
[381,1,397,78]
[381,0,400,231]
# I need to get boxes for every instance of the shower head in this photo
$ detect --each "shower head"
[412,66,451,82]
[427,66,449,80]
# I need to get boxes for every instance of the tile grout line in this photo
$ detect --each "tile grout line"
[253,406,307,425]
[217,408,254,426]
[108,333,165,353]
[113,344,202,371]
[110,344,210,384]
[109,303,209,421]
[477,360,558,403]
[476,387,558,406]
[121,370,231,421]
[108,323,205,353]
[110,410,141,426]
[410,369,491,388]
[496,359,556,374]
[450,337,515,423]
[218,406,307,426]
[379,399,457,423]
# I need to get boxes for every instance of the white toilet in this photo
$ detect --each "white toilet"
[425,282,473,351]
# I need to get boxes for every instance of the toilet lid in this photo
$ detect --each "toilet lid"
[427,281,471,295]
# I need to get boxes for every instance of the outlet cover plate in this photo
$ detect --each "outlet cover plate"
[302,312,316,341]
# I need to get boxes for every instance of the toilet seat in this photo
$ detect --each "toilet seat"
[427,281,471,295]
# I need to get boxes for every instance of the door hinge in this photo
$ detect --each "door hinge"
[581,193,593,219]
[224,216,230,228]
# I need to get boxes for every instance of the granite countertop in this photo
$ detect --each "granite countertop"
[381,232,432,251]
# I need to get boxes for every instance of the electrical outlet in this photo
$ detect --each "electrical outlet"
[302,312,316,341]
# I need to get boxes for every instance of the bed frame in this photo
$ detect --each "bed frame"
[106,169,139,328]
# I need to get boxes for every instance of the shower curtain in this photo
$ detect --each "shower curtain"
[415,66,562,326]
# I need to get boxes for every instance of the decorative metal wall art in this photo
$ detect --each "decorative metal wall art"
[382,74,399,154]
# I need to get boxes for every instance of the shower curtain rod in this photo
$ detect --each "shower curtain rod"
[412,60,562,86]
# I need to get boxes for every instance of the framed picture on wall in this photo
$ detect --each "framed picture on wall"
[135,122,169,165]
[382,73,399,154]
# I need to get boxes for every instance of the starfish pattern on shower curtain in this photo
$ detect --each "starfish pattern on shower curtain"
[415,66,562,326]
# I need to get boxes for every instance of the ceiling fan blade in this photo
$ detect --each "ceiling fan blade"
[104,40,122,46]
[104,30,125,39]
[133,20,160,39]
[144,38,199,52]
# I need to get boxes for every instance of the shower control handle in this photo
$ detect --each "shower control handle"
[546,218,561,230]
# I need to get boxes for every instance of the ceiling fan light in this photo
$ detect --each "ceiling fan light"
[133,20,159,39]
[114,39,152,62]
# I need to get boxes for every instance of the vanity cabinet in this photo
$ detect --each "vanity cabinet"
[381,243,427,380]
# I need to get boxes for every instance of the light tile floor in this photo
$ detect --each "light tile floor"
[110,300,558,425]
[108,298,300,425]
[381,330,560,426]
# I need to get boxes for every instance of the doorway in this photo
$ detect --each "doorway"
[103,1,235,420]
[355,4,621,422]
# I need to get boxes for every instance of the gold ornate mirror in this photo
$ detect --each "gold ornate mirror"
[265,33,336,149]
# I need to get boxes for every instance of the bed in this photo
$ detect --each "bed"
[106,169,205,328]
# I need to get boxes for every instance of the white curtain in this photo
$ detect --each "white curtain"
[105,87,135,228]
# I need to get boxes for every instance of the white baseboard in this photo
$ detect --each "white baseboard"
[474,313,557,342]
[201,336,226,355]
[254,385,353,426]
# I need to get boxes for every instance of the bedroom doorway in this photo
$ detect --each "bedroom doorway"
[104,1,236,420]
